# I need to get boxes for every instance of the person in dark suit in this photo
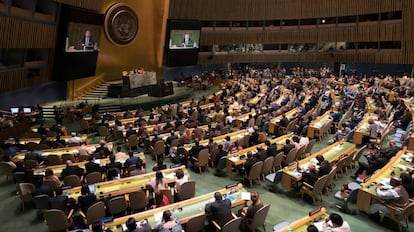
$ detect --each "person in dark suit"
[166,130,178,145]
[302,163,319,186]
[24,148,43,164]
[279,114,289,128]
[352,152,388,178]
[205,192,233,228]
[105,155,122,171]
[95,140,112,158]
[124,151,143,168]
[283,139,295,155]
[81,30,95,50]
[125,125,137,139]
[242,152,259,176]
[78,185,97,213]
[85,156,103,174]
[182,33,193,47]
[49,187,75,214]
[265,140,277,157]
[61,160,84,179]
[316,155,331,177]
[189,139,204,162]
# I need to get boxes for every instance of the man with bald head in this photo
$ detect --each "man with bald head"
[61,160,84,179]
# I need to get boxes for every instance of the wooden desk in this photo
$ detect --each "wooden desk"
[281,141,356,191]
[33,153,145,177]
[149,125,209,141]
[307,111,332,139]
[6,134,88,145]
[12,142,114,162]
[268,108,300,134]
[31,126,68,136]
[184,129,247,151]
[226,133,295,174]
[276,207,327,232]
[64,166,189,202]
[108,116,150,128]
[366,97,377,113]
[234,112,256,128]
[356,148,411,212]
[106,184,247,231]
[353,113,377,145]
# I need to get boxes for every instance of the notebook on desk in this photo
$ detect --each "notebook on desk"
[241,192,251,201]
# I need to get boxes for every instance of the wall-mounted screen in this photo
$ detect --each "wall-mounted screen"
[169,30,200,49]
[165,19,201,67]
[66,22,101,52]
[53,4,104,81]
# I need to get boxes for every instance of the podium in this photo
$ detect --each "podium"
[148,82,174,97]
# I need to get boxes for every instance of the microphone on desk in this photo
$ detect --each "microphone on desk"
[225,182,239,189]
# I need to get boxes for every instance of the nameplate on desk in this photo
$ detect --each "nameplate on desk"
[226,182,239,189]
[308,207,322,216]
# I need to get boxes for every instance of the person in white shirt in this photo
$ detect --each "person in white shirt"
[68,132,83,144]
[322,213,352,232]
[225,114,234,125]
[299,133,310,148]
[174,168,189,195]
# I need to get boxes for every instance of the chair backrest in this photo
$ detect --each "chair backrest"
[24,159,38,169]
[67,142,81,147]
[312,175,329,196]
[33,194,50,210]
[353,145,367,162]
[153,140,165,155]
[63,175,81,187]
[0,162,14,176]
[248,161,263,180]
[221,217,242,232]
[261,156,274,176]
[343,151,355,168]
[108,196,127,215]
[47,155,62,166]
[186,214,206,232]
[18,183,35,202]
[285,148,297,164]
[129,191,148,211]
[61,153,76,163]
[78,154,89,162]
[272,152,284,171]
[179,181,196,201]
[80,119,89,130]
[249,204,271,230]
[85,172,102,184]
[128,135,138,147]
[295,145,306,159]
[398,201,414,220]
[324,166,338,189]
[44,209,70,232]
[197,149,210,166]
[160,189,174,204]
[258,132,267,143]
[98,126,109,136]
[304,139,316,154]
[42,179,59,192]
[248,118,255,128]
[86,201,106,225]
[335,156,347,172]
[170,138,179,147]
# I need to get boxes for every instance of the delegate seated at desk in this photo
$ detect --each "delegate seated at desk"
[205,192,233,228]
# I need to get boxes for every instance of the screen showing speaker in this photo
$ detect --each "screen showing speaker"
[165,19,201,67]
[53,4,104,81]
